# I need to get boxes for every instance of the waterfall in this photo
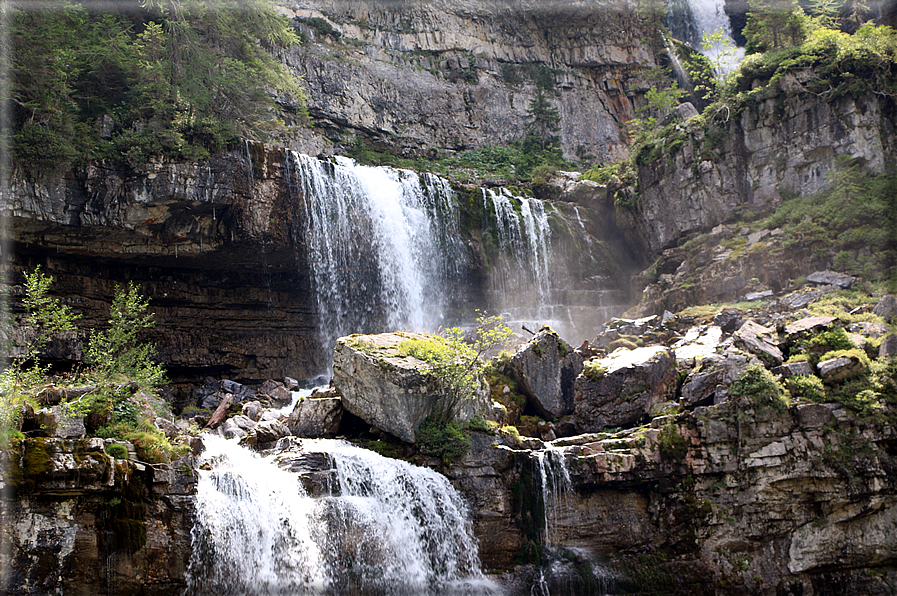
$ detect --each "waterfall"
[533,447,572,547]
[287,153,465,364]
[186,435,498,596]
[666,0,744,73]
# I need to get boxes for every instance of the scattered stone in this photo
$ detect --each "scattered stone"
[744,289,774,302]
[606,315,658,336]
[734,321,783,365]
[785,315,837,335]
[817,356,865,383]
[509,327,583,419]
[287,398,343,438]
[713,309,743,333]
[772,361,814,378]
[259,380,292,406]
[872,295,897,323]
[240,420,291,446]
[807,270,855,289]
[241,401,264,422]
[747,229,769,246]
[783,288,827,309]
[230,414,256,432]
[848,321,889,338]
[218,418,247,439]
[574,346,677,432]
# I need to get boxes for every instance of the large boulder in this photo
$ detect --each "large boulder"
[194,378,256,409]
[332,332,491,444]
[34,406,86,439]
[873,295,897,323]
[509,327,583,419]
[733,320,783,366]
[574,346,677,432]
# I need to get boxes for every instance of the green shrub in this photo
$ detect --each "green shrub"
[658,422,688,460]
[730,364,789,411]
[416,416,472,463]
[105,443,130,459]
[785,374,826,401]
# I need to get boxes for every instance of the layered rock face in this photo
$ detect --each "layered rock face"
[278,0,658,162]
[0,438,195,595]
[4,146,328,389]
[618,91,896,254]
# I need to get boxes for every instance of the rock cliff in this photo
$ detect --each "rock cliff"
[277,0,659,162]
[0,438,196,595]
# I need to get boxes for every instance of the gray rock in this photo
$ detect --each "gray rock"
[744,289,774,301]
[772,361,814,378]
[734,321,783,365]
[509,327,583,419]
[154,417,178,439]
[574,346,677,432]
[259,380,292,406]
[196,378,256,409]
[230,414,257,432]
[675,102,699,121]
[848,321,889,338]
[784,315,837,336]
[680,348,760,409]
[817,356,865,383]
[783,288,827,309]
[879,335,897,359]
[713,309,743,333]
[796,403,834,429]
[283,376,300,390]
[332,332,492,444]
[807,270,855,289]
[287,398,343,438]
[241,420,291,446]
[34,406,86,439]
[218,418,247,440]
[241,401,264,422]
[872,295,897,323]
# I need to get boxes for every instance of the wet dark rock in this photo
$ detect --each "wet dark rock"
[259,379,292,406]
[713,308,744,333]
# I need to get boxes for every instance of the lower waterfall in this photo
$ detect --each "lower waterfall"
[186,434,499,596]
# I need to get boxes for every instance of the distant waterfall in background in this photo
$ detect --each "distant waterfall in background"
[186,435,499,596]
[666,0,744,73]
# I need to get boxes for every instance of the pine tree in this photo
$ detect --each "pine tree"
[525,89,561,152]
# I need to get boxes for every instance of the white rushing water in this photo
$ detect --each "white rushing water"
[288,153,465,363]
[680,0,744,73]
[186,435,498,596]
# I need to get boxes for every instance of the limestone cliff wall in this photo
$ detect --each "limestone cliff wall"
[0,439,195,595]
[275,0,658,162]
[3,145,329,391]
[619,87,896,254]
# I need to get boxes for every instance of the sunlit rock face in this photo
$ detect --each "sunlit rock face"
[278,0,656,163]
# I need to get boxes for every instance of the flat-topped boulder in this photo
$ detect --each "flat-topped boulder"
[574,346,677,432]
[332,332,491,444]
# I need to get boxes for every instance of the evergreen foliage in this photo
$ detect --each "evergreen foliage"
[11,0,306,176]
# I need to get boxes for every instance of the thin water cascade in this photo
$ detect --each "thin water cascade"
[287,153,465,366]
[186,434,499,596]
